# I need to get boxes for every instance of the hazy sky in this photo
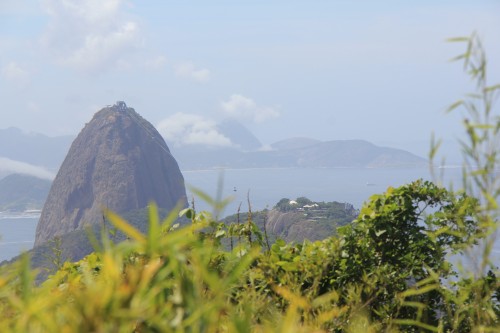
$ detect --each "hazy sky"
[1,1,499,156]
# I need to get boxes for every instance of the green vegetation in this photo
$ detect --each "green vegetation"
[0,178,496,332]
[223,197,357,243]
[0,34,499,331]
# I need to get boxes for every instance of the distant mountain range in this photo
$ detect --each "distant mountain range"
[271,137,322,150]
[170,139,426,170]
[0,122,426,181]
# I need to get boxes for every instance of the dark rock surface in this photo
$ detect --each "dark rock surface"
[35,102,187,246]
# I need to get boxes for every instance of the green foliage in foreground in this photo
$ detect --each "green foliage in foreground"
[0,179,498,332]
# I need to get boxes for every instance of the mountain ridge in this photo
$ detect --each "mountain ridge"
[171,139,426,170]
[1,124,426,174]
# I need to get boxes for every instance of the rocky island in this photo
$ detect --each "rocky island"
[35,102,187,246]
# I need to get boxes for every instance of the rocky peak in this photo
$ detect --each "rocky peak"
[35,102,187,246]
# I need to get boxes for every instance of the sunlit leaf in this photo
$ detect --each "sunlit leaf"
[105,209,145,244]
[446,99,464,113]
[189,186,216,206]
[446,36,469,43]
[147,202,160,253]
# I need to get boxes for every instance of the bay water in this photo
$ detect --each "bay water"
[0,216,38,262]
[183,167,447,215]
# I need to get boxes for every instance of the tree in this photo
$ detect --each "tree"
[331,180,478,325]
[296,197,312,206]
[275,198,293,212]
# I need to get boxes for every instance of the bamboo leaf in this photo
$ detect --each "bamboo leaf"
[399,284,439,298]
[448,53,468,63]
[485,84,500,92]
[105,209,146,244]
[189,186,216,206]
[446,36,469,43]
[311,291,340,307]
[19,252,33,303]
[429,133,442,161]
[470,123,494,130]
[465,93,482,99]
[393,319,438,332]
[484,192,498,210]
[401,301,427,310]
[446,100,464,113]
[148,202,160,253]
[274,285,310,309]
[161,202,183,232]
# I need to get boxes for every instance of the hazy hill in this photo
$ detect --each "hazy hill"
[271,137,321,150]
[216,119,262,151]
[173,139,427,170]
[290,140,426,168]
[0,127,73,170]
[0,174,51,212]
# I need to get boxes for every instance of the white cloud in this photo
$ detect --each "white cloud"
[174,62,210,82]
[144,55,168,70]
[221,94,280,123]
[258,144,274,152]
[40,0,140,72]
[1,62,30,86]
[157,113,232,147]
[0,157,55,180]
[26,101,40,113]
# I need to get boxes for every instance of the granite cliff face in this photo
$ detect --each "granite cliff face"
[35,102,187,246]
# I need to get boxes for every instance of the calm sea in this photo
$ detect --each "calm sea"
[0,217,38,262]
[1,167,498,264]
[183,167,456,214]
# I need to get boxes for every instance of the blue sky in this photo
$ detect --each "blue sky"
[1,1,499,158]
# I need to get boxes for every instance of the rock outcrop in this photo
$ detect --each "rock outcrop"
[35,101,187,246]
